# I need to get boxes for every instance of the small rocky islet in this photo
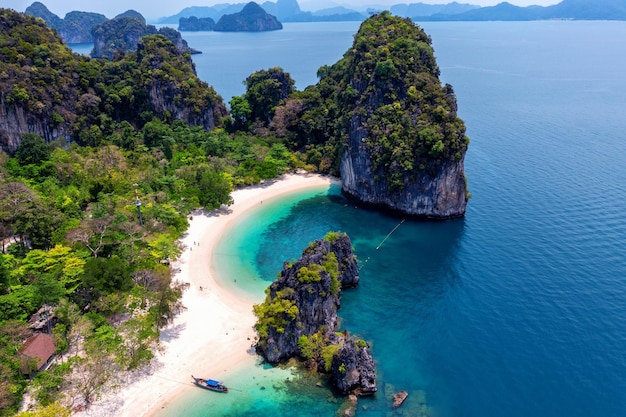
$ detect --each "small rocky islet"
[253,232,376,407]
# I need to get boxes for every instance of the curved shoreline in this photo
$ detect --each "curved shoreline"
[73,173,339,417]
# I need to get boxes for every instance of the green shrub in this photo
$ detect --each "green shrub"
[253,288,298,340]
[322,343,341,372]
[297,265,322,283]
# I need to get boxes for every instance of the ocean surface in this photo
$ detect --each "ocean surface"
[139,21,626,417]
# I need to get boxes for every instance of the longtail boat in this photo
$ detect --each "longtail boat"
[191,375,229,393]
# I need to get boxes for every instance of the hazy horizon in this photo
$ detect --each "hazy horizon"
[4,0,562,21]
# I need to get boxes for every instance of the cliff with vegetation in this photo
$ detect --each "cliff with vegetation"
[0,9,224,153]
[215,2,283,32]
[254,232,376,396]
[269,12,469,218]
[334,12,469,218]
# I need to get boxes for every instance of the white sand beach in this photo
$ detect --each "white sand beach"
[73,172,338,417]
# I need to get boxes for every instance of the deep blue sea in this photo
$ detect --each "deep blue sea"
[140,21,626,417]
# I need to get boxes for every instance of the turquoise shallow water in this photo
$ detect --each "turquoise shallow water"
[155,21,626,417]
[211,187,335,303]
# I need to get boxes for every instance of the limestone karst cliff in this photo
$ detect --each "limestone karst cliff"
[253,232,376,396]
[337,12,470,218]
[341,150,468,218]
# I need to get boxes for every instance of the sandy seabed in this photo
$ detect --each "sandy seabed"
[72,172,337,417]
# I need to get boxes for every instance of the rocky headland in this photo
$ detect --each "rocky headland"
[253,232,376,397]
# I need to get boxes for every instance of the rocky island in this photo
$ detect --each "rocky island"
[337,12,470,218]
[253,232,376,398]
[214,1,283,32]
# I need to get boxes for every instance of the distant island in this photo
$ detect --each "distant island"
[159,0,368,24]
[178,2,282,32]
[160,0,626,24]
[214,2,282,32]
[21,0,626,34]
[413,0,626,21]
[178,16,216,31]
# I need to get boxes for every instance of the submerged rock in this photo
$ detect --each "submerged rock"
[392,390,409,407]
[336,394,358,417]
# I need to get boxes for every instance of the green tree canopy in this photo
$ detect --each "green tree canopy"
[243,67,295,128]
[14,134,51,166]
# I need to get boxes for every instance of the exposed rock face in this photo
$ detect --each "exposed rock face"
[215,2,283,32]
[332,338,377,395]
[136,37,225,130]
[254,233,376,396]
[341,150,467,218]
[0,100,72,153]
[256,233,358,363]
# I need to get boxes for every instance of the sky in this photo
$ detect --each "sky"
[3,0,563,21]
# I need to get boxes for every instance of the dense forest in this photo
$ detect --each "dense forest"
[0,8,466,415]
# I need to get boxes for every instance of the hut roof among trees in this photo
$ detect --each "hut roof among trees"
[20,333,56,371]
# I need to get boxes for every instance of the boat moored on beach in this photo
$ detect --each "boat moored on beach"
[191,375,229,393]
